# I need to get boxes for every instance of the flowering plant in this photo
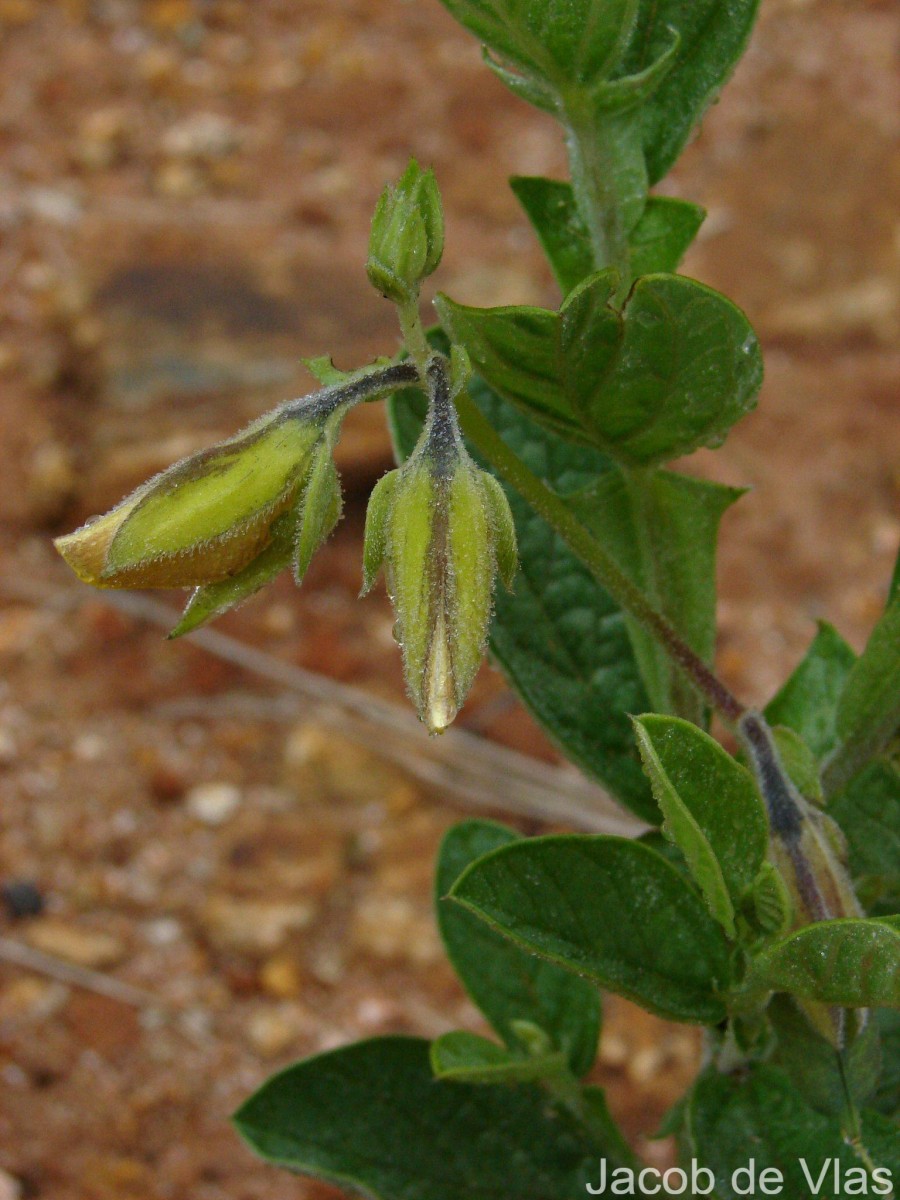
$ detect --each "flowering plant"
[57,1,899,1195]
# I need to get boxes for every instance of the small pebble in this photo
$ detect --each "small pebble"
[185,782,242,825]
[75,108,128,170]
[350,895,442,965]
[140,917,183,946]
[0,978,69,1024]
[1,879,44,920]
[201,896,316,955]
[245,1004,311,1057]
[259,953,303,999]
[154,160,205,199]
[24,918,125,969]
[72,732,108,762]
[161,112,239,160]
[355,995,400,1030]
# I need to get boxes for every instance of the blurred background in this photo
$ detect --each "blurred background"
[0,1,897,1196]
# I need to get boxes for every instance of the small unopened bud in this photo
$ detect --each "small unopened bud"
[362,355,517,733]
[366,159,444,304]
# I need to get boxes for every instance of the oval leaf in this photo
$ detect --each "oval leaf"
[436,820,601,1077]
[765,622,856,760]
[450,834,733,1023]
[436,0,638,92]
[235,1036,611,1199]
[561,273,763,466]
[619,0,761,184]
[828,596,900,793]
[751,917,900,1009]
[434,295,583,442]
[633,715,768,937]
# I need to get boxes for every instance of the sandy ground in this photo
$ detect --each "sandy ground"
[0,1,897,1196]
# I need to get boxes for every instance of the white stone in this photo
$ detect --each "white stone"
[185,782,242,825]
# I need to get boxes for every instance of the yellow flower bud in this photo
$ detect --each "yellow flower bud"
[57,410,326,590]
[55,364,420,602]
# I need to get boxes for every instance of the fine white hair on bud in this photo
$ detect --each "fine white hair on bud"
[362,353,518,733]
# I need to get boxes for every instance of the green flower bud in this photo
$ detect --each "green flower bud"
[366,159,444,304]
[55,383,359,634]
[362,355,517,733]
[55,408,325,590]
[169,417,344,639]
[55,364,420,623]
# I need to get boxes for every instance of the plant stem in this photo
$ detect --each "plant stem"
[398,295,431,376]
[564,102,631,284]
[543,1065,634,1164]
[453,386,746,724]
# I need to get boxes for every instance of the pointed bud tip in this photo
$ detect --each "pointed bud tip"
[53,506,130,586]
[422,610,460,734]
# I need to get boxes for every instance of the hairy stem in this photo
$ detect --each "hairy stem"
[453,384,745,723]
[564,101,633,288]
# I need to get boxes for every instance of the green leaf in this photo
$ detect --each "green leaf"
[590,28,680,112]
[435,0,639,93]
[168,509,295,638]
[831,596,900,788]
[627,196,706,276]
[619,0,761,185]
[557,270,628,422]
[438,274,763,468]
[434,295,582,442]
[511,180,703,296]
[430,1030,567,1084]
[686,1064,899,1198]
[293,443,342,584]
[748,861,793,939]
[862,1109,900,1180]
[482,50,561,114]
[769,994,881,1117]
[830,760,900,914]
[389,357,657,821]
[633,715,768,937]
[766,622,857,760]
[770,724,824,805]
[235,1036,612,1198]
[361,469,399,594]
[750,916,900,1009]
[568,468,743,721]
[560,273,763,466]
[436,821,601,1078]
[450,834,733,1023]
[510,176,594,295]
